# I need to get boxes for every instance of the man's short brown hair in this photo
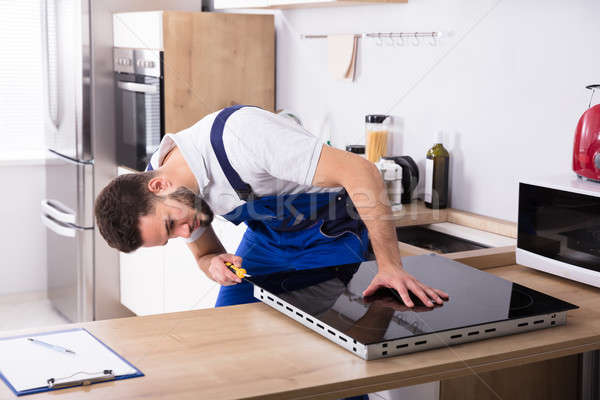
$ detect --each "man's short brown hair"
[94,171,157,253]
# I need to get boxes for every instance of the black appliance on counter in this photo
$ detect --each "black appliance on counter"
[114,48,164,171]
[247,254,577,360]
[344,147,420,205]
[383,155,419,204]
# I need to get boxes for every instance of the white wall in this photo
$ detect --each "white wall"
[0,163,46,294]
[274,0,600,222]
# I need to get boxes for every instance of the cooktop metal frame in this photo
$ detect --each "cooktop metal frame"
[253,285,569,361]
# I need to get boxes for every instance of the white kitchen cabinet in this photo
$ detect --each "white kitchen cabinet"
[113,11,164,49]
[162,218,247,312]
[120,244,165,316]
[118,166,165,316]
[121,233,222,315]
[214,0,268,8]
[211,215,247,254]
[214,0,407,10]
[163,238,219,313]
[120,219,246,315]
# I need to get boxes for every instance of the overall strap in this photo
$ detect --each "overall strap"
[210,105,255,201]
[145,149,159,171]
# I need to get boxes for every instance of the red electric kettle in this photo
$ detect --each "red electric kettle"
[573,84,600,181]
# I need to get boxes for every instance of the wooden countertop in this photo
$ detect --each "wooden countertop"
[394,202,518,270]
[2,264,600,399]
[392,201,448,227]
[393,202,517,239]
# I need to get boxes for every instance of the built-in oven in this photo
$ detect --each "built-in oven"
[113,48,164,171]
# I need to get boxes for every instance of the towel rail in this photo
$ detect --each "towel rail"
[301,31,443,45]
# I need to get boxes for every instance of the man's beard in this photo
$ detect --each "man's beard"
[167,186,214,227]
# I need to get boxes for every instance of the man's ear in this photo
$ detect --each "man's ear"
[147,176,171,195]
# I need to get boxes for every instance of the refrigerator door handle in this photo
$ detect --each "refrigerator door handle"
[41,0,59,130]
[41,199,76,224]
[48,149,94,166]
[41,214,88,238]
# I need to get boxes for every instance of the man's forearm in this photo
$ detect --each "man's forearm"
[344,160,401,270]
[312,146,448,304]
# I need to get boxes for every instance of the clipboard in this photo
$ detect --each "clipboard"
[0,328,143,396]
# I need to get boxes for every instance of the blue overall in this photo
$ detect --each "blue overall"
[213,106,370,307]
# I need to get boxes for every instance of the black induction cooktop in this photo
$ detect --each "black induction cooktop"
[247,254,578,360]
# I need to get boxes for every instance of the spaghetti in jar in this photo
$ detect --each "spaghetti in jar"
[365,114,391,163]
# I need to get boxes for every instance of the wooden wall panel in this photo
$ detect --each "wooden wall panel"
[163,11,275,133]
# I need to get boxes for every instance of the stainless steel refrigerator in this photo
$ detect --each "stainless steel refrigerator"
[39,0,201,322]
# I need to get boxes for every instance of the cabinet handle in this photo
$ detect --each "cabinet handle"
[41,0,59,129]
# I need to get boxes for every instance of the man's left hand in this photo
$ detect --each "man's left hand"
[362,267,449,308]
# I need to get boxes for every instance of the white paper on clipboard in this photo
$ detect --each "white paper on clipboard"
[0,329,138,393]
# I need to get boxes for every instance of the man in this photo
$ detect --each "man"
[95,105,448,307]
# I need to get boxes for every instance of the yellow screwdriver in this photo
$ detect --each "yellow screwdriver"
[225,262,252,278]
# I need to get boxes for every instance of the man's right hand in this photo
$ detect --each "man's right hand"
[208,253,244,286]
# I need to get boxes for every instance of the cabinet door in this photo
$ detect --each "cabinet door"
[162,11,275,132]
[163,219,247,312]
[213,0,268,8]
[213,0,406,9]
[164,238,219,312]
[120,246,165,316]
[212,216,247,254]
[267,0,334,6]
[113,11,164,49]
[118,166,166,316]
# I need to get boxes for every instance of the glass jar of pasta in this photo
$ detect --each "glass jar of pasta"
[365,114,391,163]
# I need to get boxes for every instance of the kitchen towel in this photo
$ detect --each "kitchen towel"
[327,34,358,81]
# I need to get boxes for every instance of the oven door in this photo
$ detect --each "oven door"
[115,74,163,171]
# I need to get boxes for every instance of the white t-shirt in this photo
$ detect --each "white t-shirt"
[146,107,338,242]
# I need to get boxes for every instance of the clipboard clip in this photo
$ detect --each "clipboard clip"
[47,369,114,389]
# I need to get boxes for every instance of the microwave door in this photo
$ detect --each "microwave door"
[41,0,91,161]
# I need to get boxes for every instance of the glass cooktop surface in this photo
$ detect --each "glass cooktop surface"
[246,254,577,345]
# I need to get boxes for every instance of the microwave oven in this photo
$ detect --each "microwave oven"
[517,175,600,288]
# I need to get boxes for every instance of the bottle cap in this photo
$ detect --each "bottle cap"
[434,131,444,144]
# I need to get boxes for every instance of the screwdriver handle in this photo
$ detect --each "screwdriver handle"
[225,262,247,278]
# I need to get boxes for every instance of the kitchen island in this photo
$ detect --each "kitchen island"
[1,261,598,399]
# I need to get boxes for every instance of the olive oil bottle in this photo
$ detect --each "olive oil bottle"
[424,132,449,209]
